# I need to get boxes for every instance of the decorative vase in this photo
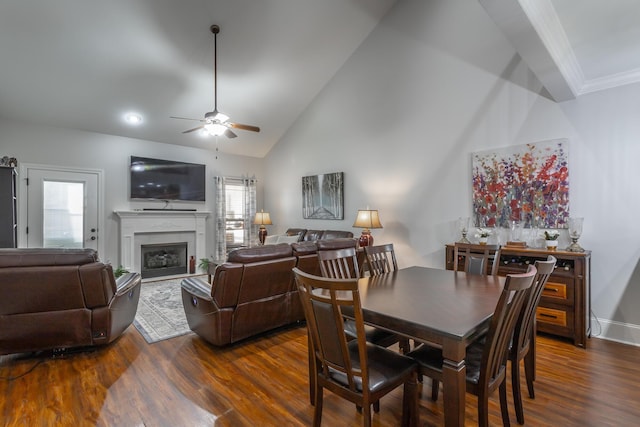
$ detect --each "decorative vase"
[479,237,488,245]
[189,256,196,274]
[546,240,558,251]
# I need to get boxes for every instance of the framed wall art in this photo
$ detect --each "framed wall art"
[472,139,569,228]
[302,172,344,220]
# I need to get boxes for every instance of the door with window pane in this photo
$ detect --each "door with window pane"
[25,167,99,250]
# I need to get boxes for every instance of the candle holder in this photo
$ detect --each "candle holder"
[566,217,585,252]
[457,217,471,244]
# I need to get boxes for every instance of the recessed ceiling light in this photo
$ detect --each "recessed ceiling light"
[125,113,143,125]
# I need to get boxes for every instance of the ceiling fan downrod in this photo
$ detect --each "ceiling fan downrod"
[210,25,220,114]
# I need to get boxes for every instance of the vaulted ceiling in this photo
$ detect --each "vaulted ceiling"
[480,0,640,101]
[1,0,639,158]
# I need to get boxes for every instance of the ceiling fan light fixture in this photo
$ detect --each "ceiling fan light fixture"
[171,25,259,138]
[205,110,229,123]
[204,122,228,136]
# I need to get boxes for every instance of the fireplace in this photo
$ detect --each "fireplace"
[115,210,210,278]
[141,242,188,279]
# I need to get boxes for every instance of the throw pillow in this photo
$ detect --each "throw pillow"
[277,235,300,244]
[264,235,280,245]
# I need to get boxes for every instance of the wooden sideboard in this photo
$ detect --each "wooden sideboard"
[445,244,591,348]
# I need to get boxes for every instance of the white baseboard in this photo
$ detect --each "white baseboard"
[591,317,640,347]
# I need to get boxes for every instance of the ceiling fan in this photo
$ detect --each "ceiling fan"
[171,25,260,139]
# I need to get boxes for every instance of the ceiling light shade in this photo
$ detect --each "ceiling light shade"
[204,110,229,123]
[353,209,383,247]
[204,122,228,136]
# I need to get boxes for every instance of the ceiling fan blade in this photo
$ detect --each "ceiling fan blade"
[182,126,204,134]
[171,116,204,122]
[228,122,260,133]
[224,129,238,138]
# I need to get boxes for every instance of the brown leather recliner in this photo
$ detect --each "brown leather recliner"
[0,248,141,355]
[181,237,359,346]
[181,243,304,346]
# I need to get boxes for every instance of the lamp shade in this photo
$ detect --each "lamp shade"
[253,210,272,225]
[353,209,383,229]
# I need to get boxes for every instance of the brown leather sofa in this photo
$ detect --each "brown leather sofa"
[285,228,353,242]
[181,237,357,346]
[0,248,142,355]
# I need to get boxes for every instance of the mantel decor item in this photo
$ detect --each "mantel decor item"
[302,172,344,220]
[457,217,471,244]
[566,217,585,252]
[353,209,383,247]
[253,210,272,245]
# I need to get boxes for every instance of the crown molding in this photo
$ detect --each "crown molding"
[480,0,640,101]
[518,0,584,96]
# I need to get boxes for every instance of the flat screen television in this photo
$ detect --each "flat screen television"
[130,156,206,202]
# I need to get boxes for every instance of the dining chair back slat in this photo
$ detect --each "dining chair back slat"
[364,244,398,276]
[318,247,360,279]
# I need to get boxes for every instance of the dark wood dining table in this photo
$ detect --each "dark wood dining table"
[356,266,505,427]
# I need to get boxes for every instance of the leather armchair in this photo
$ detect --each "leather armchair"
[0,248,141,355]
[182,243,302,346]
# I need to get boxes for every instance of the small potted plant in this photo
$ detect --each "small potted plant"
[475,228,491,245]
[199,257,213,273]
[113,265,130,279]
[543,230,560,251]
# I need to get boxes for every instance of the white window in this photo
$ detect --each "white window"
[214,176,257,260]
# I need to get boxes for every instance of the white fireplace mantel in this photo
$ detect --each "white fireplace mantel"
[115,210,210,273]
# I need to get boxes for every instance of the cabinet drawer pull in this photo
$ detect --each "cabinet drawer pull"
[545,287,559,292]
[539,313,558,319]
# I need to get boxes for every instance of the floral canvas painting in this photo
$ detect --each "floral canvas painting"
[472,139,569,228]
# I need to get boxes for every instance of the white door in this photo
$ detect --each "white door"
[25,167,100,250]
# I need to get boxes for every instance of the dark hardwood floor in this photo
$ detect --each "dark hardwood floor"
[1,324,638,426]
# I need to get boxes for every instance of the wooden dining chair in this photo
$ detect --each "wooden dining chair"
[364,243,398,276]
[316,247,408,412]
[453,242,499,275]
[318,247,361,279]
[364,244,410,353]
[293,267,419,427]
[318,248,405,351]
[407,265,537,427]
[510,255,556,424]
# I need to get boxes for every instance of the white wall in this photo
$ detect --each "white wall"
[0,117,263,266]
[264,0,640,345]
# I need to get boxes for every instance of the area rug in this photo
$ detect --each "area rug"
[133,275,205,344]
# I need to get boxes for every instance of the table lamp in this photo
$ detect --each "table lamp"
[353,209,383,247]
[253,210,272,245]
